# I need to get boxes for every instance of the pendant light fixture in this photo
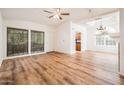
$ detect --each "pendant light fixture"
[96,18,107,35]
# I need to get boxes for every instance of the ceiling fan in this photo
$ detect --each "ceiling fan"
[43,8,70,20]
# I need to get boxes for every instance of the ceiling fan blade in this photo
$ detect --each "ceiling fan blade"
[59,16,62,20]
[43,10,53,14]
[48,15,54,18]
[61,13,70,15]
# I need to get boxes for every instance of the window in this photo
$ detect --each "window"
[106,37,116,46]
[7,27,28,56]
[95,35,117,47]
[96,36,104,45]
[31,30,44,53]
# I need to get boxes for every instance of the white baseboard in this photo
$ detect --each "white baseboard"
[4,52,46,60]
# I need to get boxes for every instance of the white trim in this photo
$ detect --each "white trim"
[28,29,31,54]
[4,52,46,60]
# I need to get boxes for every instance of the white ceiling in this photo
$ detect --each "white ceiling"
[0,8,118,27]
[84,12,119,33]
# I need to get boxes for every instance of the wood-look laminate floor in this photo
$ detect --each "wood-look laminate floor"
[0,51,124,85]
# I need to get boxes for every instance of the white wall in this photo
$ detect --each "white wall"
[54,21,71,54]
[0,11,3,64]
[120,9,124,75]
[54,22,87,54]
[70,22,87,54]
[3,19,55,59]
[86,26,118,53]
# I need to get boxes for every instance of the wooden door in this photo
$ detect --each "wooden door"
[76,32,81,51]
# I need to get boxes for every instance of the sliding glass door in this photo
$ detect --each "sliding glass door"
[7,28,28,56]
[31,30,44,53]
[7,28,45,57]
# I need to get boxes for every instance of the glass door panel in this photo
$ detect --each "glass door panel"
[31,30,44,53]
[7,28,28,56]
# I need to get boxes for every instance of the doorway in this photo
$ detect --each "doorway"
[75,32,81,51]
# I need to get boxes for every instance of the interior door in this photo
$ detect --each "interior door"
[76,32,81,51]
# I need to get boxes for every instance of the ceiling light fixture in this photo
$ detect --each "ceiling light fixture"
[53,14,59,19]
[96,18,107,35]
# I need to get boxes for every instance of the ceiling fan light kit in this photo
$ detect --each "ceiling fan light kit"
[53,14,59,19]
[43,8,70,20]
